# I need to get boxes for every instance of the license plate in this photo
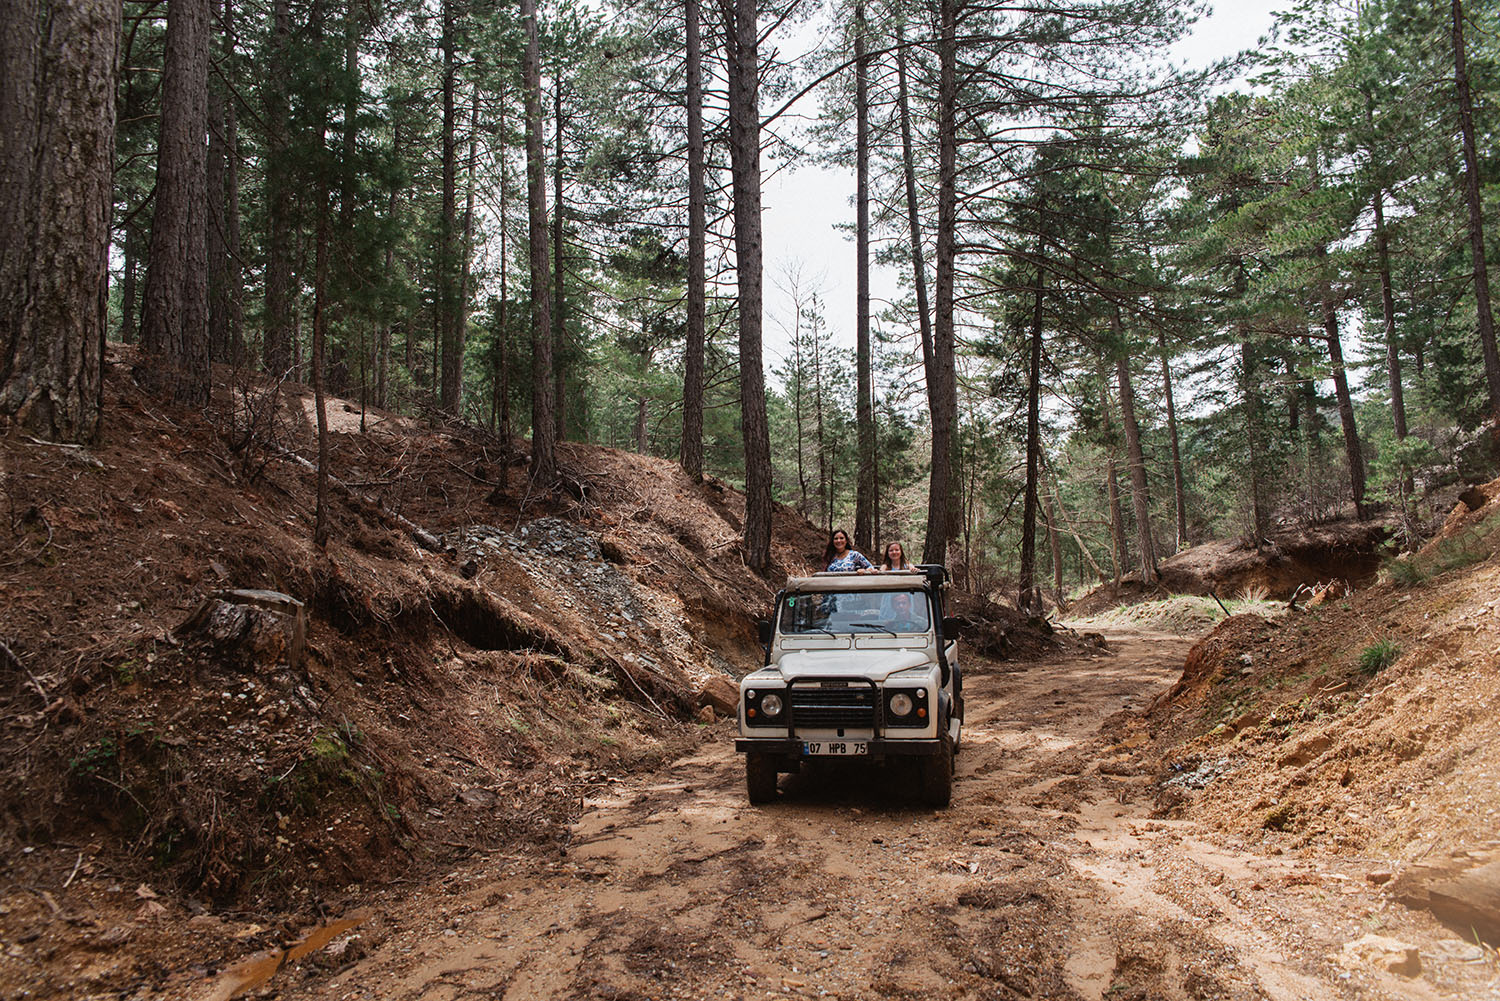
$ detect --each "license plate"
[803,741,868,756]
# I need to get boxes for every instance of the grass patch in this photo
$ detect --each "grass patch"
[1264,802,1296,831]
[1384,508,1500,586]
[1358,638,1401,675]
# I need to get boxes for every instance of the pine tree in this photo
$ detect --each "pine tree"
[0,0,118,442]
[141,0,212,406]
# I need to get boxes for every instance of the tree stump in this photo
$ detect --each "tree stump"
[175,589,307,671]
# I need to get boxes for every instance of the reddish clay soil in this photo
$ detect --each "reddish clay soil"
[4,350,1499,1001]
[1068,520,1391,618]
[186,633,1492,1001]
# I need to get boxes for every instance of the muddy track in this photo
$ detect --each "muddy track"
[280,633,1486,1001]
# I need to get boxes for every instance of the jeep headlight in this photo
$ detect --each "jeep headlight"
[884,687,929,728]
[745,689,785,722]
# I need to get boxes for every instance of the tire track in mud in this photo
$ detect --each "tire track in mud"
[282,632,1481,1001]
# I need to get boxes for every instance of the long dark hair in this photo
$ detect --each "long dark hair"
[823,528,853,568]
[881,541,912,570]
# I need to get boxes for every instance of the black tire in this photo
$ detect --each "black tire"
[920,724,954,809]
[746,753,778,804]
[952,696,964,756]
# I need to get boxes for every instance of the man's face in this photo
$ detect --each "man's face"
[892,594,912,617]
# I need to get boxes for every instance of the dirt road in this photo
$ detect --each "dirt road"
[278,633,1494,1001]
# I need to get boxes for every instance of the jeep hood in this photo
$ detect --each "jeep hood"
[775,649,933,682]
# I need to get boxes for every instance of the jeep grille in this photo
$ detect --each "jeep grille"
[788,681,878,730]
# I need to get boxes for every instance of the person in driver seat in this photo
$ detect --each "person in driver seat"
[885,592,925,631]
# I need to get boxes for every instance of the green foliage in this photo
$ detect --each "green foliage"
[267,723,369,815]
[103,0,1500,603]
[1383,557,1427,587]
[1386,509,1500,585]
[68,737,119,777]
[1358,638,1401,675]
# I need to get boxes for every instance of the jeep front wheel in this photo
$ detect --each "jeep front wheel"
[745,753,778,804]
[919,730,954,808]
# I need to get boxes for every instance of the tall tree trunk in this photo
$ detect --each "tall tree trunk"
[1372,189,1408,441]
[1113,310,1157,584]
[521,0,556,482]
[895,21,934,393]
[378,122,400,410]
[205,0,243,368]
[924,0,959,566]
[313,193,332,546]
[1229,252,1268,542]
[680,0,707,481]
[1316,240,1367,518]
[553,77,568,442]
[723,0,773,573]
[141,0,212,406]
[814,315,829,531]
[1323,308,1367,517]
[872,402,882,548]
[263,0,294,376]
[457,83,480,420]
[1156,328,1186,552]
[1096,354,1127,582]
[1297,334,1320,514]
[495,93,510,474]
[207,0,233,365]
[223,0,243,368]
[1106,458,1125,583]
[120,223,141,345]
[1041,474,1067,612]
[336,0,361,402]
[853,0,874,553]
[438,0,460,414]
[634,336,651,452]
[792,298,808,513]
[0,0,116,441]
[311,0,332,546]
[1240,338,1269,540]
[1017,256,1044,612]
[116,41,146,349]
[1452,0,1500,424]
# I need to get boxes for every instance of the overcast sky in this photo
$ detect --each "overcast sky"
[758,0,1289,368]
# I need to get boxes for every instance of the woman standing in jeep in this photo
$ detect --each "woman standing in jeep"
[822,529,874,572]
[879,541,915,571]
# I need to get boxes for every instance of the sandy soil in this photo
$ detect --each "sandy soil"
[241,633,1497,1001]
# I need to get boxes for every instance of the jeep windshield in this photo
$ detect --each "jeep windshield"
[778,589,930,634]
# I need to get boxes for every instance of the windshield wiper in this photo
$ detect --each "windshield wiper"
[848,622,897,637]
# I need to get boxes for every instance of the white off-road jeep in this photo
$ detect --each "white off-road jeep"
[734,565,963,807]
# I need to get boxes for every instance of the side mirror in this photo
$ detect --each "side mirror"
[756,620,773,645]
[941,616,963,638]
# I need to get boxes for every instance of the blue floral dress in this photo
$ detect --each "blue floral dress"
[826,550,873,572]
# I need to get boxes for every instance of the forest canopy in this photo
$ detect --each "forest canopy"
[4,0,1499,602]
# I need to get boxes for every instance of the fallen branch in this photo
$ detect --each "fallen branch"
[201,911,370,1001]
[22,436,84,450]
[269,444,442,551]
[62,852,84,889]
